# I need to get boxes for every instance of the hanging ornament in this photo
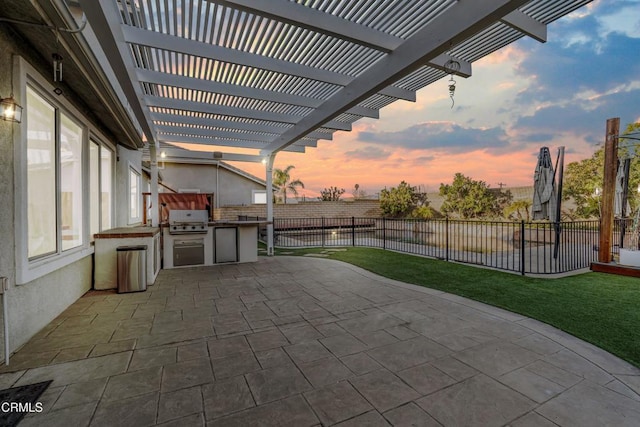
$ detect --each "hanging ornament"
[443,59,460,109]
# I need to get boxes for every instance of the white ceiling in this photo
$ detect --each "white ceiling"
[82,0,592,162]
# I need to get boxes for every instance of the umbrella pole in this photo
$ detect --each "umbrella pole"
[553,146,565,259]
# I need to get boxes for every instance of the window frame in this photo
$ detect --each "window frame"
[14,57,117,285]
[128,164,142,225]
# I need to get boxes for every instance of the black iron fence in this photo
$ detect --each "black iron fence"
[261,217,605,275]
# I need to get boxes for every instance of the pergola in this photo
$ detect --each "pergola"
[82,0,592,254]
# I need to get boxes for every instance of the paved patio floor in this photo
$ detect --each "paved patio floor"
[2,256,640,426]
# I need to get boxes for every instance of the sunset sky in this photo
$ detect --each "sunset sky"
[231,0,640,198]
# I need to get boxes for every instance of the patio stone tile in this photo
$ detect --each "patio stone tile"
[51,345,93,364]
[246,328,289,352]
[248,319,274,330]
[202,376,255,419]
[212,351,261,379]
[272,315,305,326]
[19,402,96,427]
[605,378,640,401]
[320,334,368,357]
[298,356,353,388]
[90,339,136,357]
[513,332,564,356]
[304,381,372,425]
[213,319,251,335]
[52,377,108,410]
[367,336,450,372]
[397,363,457,396]
[157,385,203,424]
[28,385,64,414]
[315,322,345,337]
[136,326,214,349]
[162,357,214,392]
[523,360,582,388]
[509,412,558,427]
[429,356,478,382]
[543,349,614,385]
[207,336,250,359]
[384,325,420,341]
[337,312,404,334]
[255,347,294,369]
[616,374,640,397]
[354,330,399,349]
[15,351,132,387]
[177,341,208,361]
[499,367,566,403]
[340,353,383,376]
[111,324,151,341]
[103,366,162,401]
[280,324,324,344]
[334,410,390,427]
[349,369,419,412]
[245,365,312,404]
[208,394,319,427]
[536,380,640,426]
[383,402,441,427]
[454,341,541,377]
[0,370,26,390]
[416,374,535,426]
[0,350,57,372]
[284,340,333,364]
[91,391,159,427]
[157,412,205,427]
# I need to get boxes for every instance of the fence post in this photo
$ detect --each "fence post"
[383,218,386,250]
[351,217,355,246]
[445,217,449,262]
[322,217,325,247]
[520,220,526,276]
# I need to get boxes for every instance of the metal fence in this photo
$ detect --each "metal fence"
[264,217,604,275]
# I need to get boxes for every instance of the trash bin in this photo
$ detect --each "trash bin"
[117,245,147,293]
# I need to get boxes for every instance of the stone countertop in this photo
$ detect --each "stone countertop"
[94,226,160,239]
[208,220,271,226]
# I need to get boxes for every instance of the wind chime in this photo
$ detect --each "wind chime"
[444,59,460,109]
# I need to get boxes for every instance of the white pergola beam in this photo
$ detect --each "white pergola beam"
[501,10,547,43]
[160,148,265,163]
[81,0,155,143]
[159,135,308,152]
[155,125,331,142]
[216,0,403,52]
[262,0,530,154]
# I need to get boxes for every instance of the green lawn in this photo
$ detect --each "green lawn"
[268,246,640,367]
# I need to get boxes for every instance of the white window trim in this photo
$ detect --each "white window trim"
[13,56,116,285]
[128,163,142,225]
[252,190,267,205]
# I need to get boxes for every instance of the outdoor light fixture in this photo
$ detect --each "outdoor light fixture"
[53,53,63,82]
[160,150,167,159]
[444,59,460,109]
[0,95,22,123]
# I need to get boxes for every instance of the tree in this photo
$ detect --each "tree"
[273,165,305,204]
[563,122,640,218]
[380,181,432,218]
[504,200,531,221]
[439,173,509,218]
[320,186,345,201]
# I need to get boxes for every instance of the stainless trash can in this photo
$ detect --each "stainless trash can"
[117,245,147,293]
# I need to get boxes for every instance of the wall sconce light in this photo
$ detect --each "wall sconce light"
[53,53,63,82]
[0,95,22,123]
[160,150,167,159]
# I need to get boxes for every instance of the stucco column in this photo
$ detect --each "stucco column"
[265,153,276,256]
[149,142,159,226]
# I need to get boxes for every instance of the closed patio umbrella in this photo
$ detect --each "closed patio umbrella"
[614,158,631,218]
[532,147,557,222]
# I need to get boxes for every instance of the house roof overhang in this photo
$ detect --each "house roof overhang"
[77,0,592,161]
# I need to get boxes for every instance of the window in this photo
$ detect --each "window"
[60,113,83,250]
[252,190,267,204]
[17,59,118,284]
[26,88,56,258]
[26,87,85,257]
[89,141,114,240]
[129,167,141,223]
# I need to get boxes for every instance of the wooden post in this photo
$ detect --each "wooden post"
[599,118,619,263]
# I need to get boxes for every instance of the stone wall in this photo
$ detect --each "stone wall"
[215,199,382,220]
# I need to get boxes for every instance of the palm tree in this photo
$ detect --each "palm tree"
[273,165,305,204]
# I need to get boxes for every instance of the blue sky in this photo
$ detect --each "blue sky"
[241,0,640,196]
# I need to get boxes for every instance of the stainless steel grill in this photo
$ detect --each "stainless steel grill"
[168,210,208,234]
